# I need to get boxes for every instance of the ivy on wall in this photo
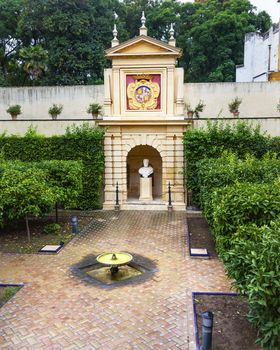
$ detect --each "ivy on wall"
[0,124,105,209]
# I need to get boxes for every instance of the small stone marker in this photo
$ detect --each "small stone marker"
[190,248,208,256]
[39,242,64,253]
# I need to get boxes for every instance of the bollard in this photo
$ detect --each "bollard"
[201,311,214,350]
[168,182,172,210]
[71,216,78,234]
[115,181,120,210]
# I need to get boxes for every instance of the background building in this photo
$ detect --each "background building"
[237,1,280,82]
[236,24,280,82]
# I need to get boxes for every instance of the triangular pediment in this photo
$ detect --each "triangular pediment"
[106,35,182,58]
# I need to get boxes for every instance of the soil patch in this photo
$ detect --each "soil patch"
[188,214,217,257]
[195,293,260,350]
[0,211,93,254]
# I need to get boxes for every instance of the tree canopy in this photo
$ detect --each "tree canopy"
[0,0,272,85]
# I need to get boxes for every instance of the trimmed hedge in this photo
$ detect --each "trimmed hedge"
[183,121,275,206]
[185,122,280,348]
[198,153,280,211]
[0,124,104,209]
[204,181,280,252]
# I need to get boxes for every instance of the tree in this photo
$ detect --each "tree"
[0,159,83,240]
[35,160,83,222]
[0,167,55,241]
[19,45,48,82]
[0,0,273,84]
[0,0,23,85]
[177,0,272,82]
[18,0,121,85]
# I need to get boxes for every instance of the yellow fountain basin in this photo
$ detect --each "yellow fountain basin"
[96,252,133,266]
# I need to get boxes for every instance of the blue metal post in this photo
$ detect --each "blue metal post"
[71,216,78,234]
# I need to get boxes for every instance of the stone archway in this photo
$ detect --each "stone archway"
[127,145,162,201]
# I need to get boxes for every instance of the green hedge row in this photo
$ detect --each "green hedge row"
[204,181,280,252]
[198,153,280,214]
[196,154,280,348]
[183,121,279,206]
[0,124,104,209]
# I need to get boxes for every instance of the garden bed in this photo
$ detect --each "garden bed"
[0,211,93,254]
[187,214,217,257]
[194,293,260,350]
[0,285,22,308]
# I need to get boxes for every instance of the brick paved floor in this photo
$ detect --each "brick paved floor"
[0,211,231,350]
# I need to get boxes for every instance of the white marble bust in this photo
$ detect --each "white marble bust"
[139,159,154,178]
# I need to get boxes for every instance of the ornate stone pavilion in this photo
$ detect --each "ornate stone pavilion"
[100,14,191,210]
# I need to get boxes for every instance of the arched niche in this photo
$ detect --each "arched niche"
[127,145,162,200]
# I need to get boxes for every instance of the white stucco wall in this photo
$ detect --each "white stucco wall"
[192,118,280,137]
[0,120,99,136]
[0,85,104,120]
[185,82,280,118]
[0,82,280,136]
[236,27,279,82]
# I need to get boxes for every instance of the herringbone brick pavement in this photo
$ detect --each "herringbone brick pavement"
[0,211,231,349]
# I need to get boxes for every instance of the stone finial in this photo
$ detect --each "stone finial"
[141,11,146,27]
[111,23,119,47]
[140,11,148,36]
[168,23,176,47]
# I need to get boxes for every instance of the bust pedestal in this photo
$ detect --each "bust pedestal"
[139,177,153,201]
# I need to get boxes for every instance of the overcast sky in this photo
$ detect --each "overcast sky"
[183,1,280,23]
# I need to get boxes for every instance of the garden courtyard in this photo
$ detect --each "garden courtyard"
[0,210,231,350]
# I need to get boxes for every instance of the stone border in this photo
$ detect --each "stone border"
[192,291,239,350]
[70,253,159,289]
[0,283,24,287]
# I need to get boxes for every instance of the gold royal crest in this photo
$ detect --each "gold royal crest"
[127,75,160,110]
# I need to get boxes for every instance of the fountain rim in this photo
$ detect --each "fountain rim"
[96,252,133,266]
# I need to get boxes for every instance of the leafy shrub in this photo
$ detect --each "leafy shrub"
[197,153,280,209]
[228,96,242,114]
[43,223,61,235]
[185,100,205,118]
[48,104,63,118]
[87,103,102,116]
[205,181,280,252]
[6,104,21,117]
[222,222,280,349]
[183,121,273,206]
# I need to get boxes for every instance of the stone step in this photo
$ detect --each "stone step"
[121,202,167,211]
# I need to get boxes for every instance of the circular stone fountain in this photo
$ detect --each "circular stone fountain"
[97,252,133,275]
